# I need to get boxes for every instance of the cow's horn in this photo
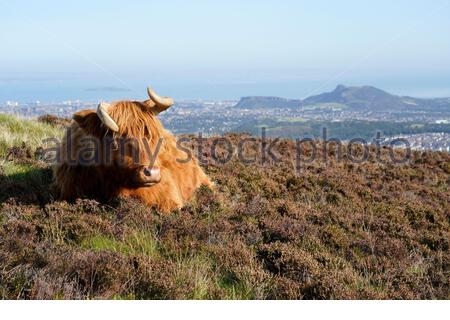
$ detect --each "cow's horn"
[96,102,119,132]
[147,86,174,113]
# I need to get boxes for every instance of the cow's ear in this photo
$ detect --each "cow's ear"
[73,109,93,125]
[73,109,102,133]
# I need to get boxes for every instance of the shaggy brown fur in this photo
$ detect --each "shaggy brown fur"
[53,99,212,212]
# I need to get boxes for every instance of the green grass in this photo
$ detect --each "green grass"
[0,160,49,189]
[216,273,255,299]
[81,231,160,257]
[1,161,35,176]
[0,113,62,157]
[82,233,254,299]
[0,161,53,202]
[173,254,255,299]
[0,161,49,181]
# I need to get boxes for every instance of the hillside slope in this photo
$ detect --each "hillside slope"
[233,84,450,111]
[0,115,449,299]
[303,85,405,110]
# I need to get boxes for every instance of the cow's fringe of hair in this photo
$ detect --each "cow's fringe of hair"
[108,101,165,146]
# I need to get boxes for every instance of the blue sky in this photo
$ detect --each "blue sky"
[0,0,449,100]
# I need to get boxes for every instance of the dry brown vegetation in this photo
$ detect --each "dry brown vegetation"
[0,119,449,299]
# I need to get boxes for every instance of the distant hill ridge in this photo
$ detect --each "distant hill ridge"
[234,96,302,109]
[234,84,450,111]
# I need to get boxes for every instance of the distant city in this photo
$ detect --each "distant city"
[1,85,449,152]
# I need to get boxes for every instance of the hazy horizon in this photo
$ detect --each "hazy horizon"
[1,73,449,103]
[1,0,449,102]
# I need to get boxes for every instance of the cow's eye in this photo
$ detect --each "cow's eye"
[111,138,119,151]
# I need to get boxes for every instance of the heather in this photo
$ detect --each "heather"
[0,116,449,299]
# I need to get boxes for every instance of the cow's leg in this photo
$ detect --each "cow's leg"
[121,182,184,213]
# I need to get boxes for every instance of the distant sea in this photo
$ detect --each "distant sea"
[1,74,449,103]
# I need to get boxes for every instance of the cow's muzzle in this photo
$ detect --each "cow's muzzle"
[139,166,161,186]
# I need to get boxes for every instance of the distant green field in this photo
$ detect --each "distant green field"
[237,119,450,140]
[275,117,308,123]
[302,103,348,111]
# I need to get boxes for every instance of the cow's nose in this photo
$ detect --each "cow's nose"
[143,168,151,177]
[143,167,160,178]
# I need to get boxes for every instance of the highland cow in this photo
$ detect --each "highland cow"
[53,86,212,212]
